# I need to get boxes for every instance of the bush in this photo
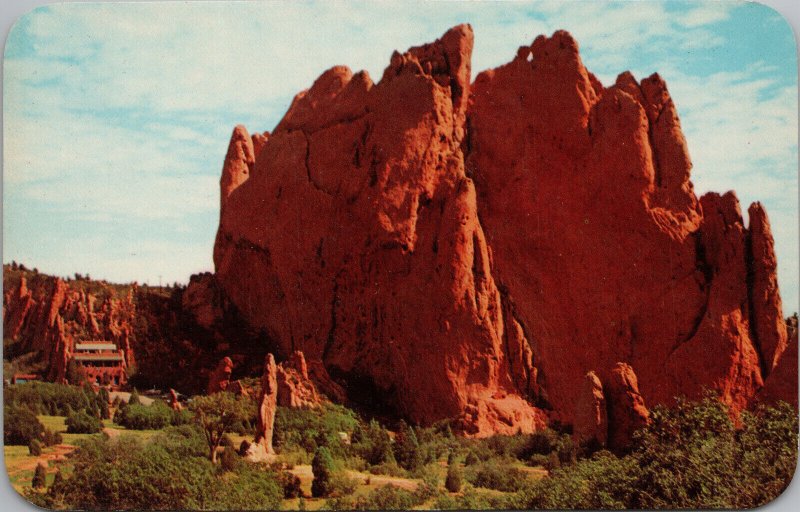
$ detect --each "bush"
[329,472,359,496]
[128,389,141,406]
[116,402,172,430]
[207,466,283,510]
[528,453,549,467]
[28,439,43,456]
[464,451,480,465]
[311,446,336,497]
[4,405,45,445]
[465,458,530,492]
[275,404,357,459]
[445,460,462,493]
[327,484,418,510]
[277,471,303,498]
[219,445,241,472]
[28,439,42,457]
[55,435,215,509]
[66,409,103,434]
[32,463,47,489]
[6,382,93,417]
[509,398,799,510]
[43,428,63,447]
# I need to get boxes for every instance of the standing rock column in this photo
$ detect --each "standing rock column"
[246,353,278,461]
[606,363,650,452]
[573,371,608,448]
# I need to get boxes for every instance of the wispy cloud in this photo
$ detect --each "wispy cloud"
[3,0,797,311]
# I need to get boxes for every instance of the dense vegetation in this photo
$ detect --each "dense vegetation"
[7,380,798,510]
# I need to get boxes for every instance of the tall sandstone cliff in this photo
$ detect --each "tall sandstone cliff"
[211,26,794,436]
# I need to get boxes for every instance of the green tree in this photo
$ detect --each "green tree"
[32,463,47,489]
[445,453,462,493]
[28,439,43,456]
[127,388,141,406]
[4,405,45,445]
[394,420,422,470]
[311,446,336,497]
[65,409,103,434]
[190,392,253,463]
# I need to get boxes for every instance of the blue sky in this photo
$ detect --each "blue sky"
[2,0,797,313]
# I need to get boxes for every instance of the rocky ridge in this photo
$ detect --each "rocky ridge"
[208,25,795,438]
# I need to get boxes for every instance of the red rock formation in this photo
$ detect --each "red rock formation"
[276,351,323,408]
[759,316,798,408]
[207,356,234,394]
[573,371,607,448]
[209,27,792,435]
[213,24,547,436]
[3,277,35,340]
[3,272,138,386]
[748,202,788,375]
[227,379,251,398]
[182,273,225,330]
[468,30,779,422]
[246,354,278,461]
[306,358,347,403]
[606,363,650,452]
[169,388,182,411]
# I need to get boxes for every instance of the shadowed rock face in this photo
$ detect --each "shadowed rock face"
[3,275,136,384]
[210,26,793,436]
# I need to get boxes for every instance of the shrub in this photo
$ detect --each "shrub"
[219,445,241,472]
[330,472,359,496]
[445,459,462,493]
[4,405,45,445]
[327,484,418,510]
[66,409,103,434]
[277,471,303,498]
[311,446,336,497]
[32,463,47,489]
[43,428,63,447]
[127,389,141,406]
[116,402,172,430]
[464,451,480,466]
[528,453,549,467]
[3,382,89,416]
[57,435,216,509]
[275,404,357,459]
[465,458,530,492]
[28,439,43,456]
[393,420,422,470]
[207,466,283,510]
[350,419,394,465]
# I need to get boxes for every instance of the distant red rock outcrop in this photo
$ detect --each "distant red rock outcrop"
[204,26,792,437]
[3,273,137,385]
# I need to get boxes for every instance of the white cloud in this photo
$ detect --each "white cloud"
[3,0,796,312]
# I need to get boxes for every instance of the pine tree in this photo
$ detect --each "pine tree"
[32,463,47,489]
[128,389,141,406]
[29,439,42,456]
[311,447,336,497]
[445,454,462,493]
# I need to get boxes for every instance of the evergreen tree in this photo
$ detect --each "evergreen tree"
[445,453,462,493]
[128,389,141,406]
[311,446,336,497]
[29,439,43,456]
[32,463,47,489]
[394,420,422,470]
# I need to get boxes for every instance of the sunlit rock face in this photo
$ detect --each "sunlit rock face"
[209,26,793,437]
